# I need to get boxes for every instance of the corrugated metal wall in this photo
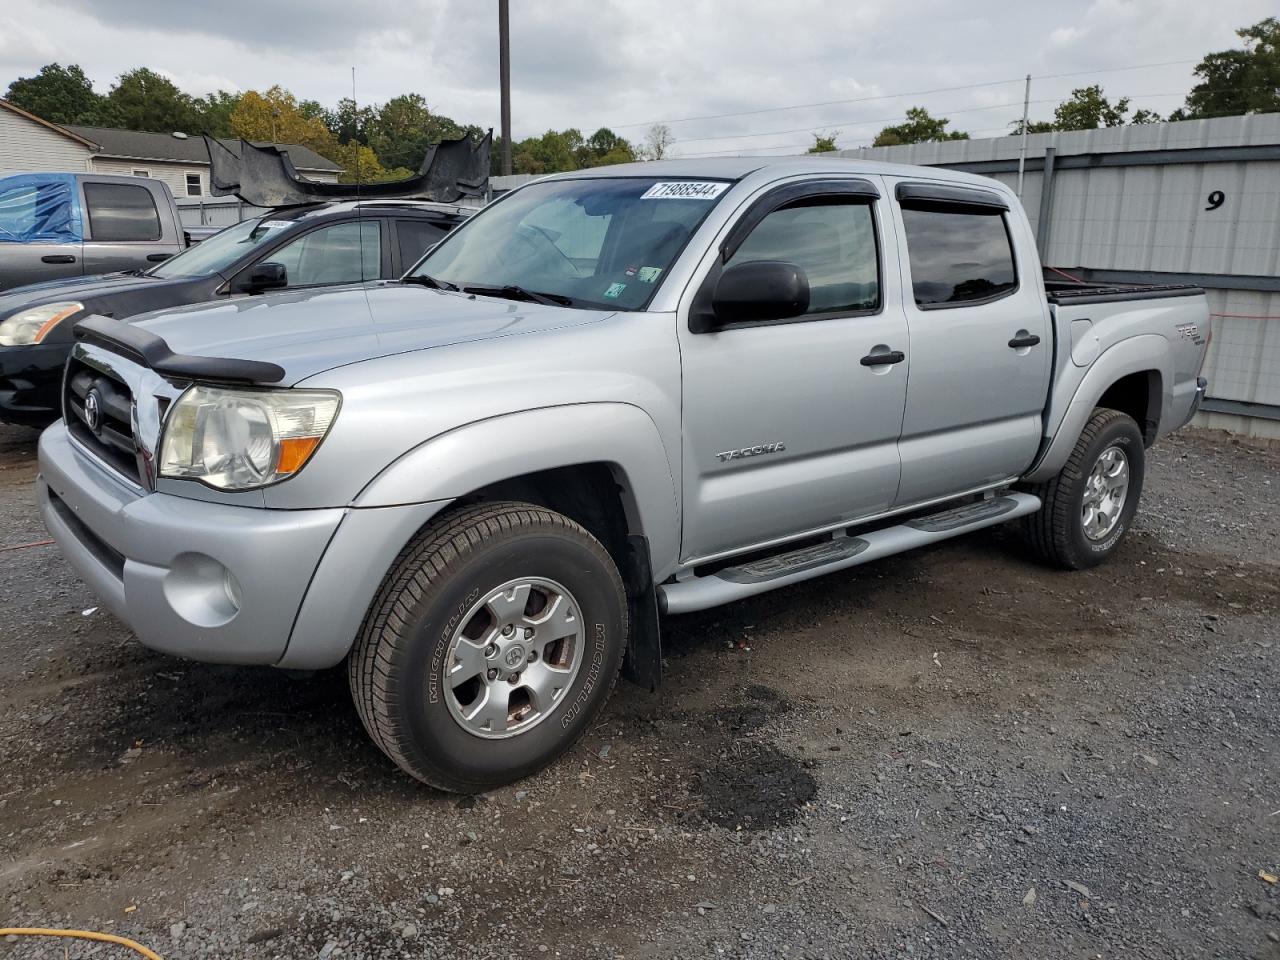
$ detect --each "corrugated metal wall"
[833,114,1280,437]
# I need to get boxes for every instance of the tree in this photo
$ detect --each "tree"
[1009,86,1164,135]
[873,107,968,147]
[1181,17,1280,118]
[367,94,473,172]
[807,131,839,153]
[103,68,197,132]
[229,86,334,153]
[326,97,375,145]
[192,90,240,138]
[4,63,104,125]
[576,127,636,166]
[1051,85,1131,130]
[641,123,674,160]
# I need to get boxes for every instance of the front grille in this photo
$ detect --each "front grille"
[64,358,141,484]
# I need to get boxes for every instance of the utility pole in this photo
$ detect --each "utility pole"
[1016,73,1031,198]
[498,0,512,176]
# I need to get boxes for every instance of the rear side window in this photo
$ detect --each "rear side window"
[725,200,879,315]
[900,207,1016,307]
[396,219,449,271]
[83,183,161,242]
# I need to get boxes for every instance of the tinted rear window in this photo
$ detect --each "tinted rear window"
[84,182,161,242]
[900,207,1016,307]
[396,219,449,271]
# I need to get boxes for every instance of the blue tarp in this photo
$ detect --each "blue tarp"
[0,173,83,244]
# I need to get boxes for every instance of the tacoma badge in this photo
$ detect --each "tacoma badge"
[716,442,786,463]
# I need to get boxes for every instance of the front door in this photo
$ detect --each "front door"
[678,178,910,562]
[888,179,1052,506]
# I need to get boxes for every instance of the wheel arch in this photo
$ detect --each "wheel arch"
[1026,335,1171,483]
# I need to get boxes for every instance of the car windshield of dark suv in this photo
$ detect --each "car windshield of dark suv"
[407,177,731,310]
[147,216,294,280]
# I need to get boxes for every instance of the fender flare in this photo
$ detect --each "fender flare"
[1025,334,1171,483]
[353,402,681,577]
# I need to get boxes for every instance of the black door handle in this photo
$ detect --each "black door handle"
[146,253,172,262]
[1008,334,1041,349]
[41,254,76,264]
[860,350,906,367]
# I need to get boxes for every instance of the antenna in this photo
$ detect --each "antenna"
[351,65,366,286]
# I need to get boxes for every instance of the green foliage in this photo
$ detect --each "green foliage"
[1182,17,1280,118]
[873,108,969,147]
[1051,85,1133,129]
[4,63,105,125]
[1010,86,1164,134]
[103,68,197,132]
[807,131,839,153]
[192,90,241,138]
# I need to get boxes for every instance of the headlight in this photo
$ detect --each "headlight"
[0,301,83,346]
[159,385,340,490]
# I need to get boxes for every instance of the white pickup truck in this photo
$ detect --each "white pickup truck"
[39,157,1210,791]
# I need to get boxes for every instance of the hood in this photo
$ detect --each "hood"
[131,282,615,384]
[0,271,187,317]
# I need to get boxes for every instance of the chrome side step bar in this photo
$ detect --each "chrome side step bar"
[658,492,1041,615]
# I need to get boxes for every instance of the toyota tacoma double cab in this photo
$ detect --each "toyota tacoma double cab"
[38,157,1210,792]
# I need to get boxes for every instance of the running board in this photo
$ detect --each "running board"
[659,492,1041,615]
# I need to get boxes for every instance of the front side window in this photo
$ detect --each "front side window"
[84,182,161,242]
[900,206,1017,307]
[261,220,381,287]
[411,177,729,310]
[726,200,879,315]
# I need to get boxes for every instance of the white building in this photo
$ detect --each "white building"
[0,99,342,197]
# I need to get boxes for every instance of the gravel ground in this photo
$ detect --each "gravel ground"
[1,424,1277,960]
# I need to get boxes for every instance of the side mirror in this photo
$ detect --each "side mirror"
[240,261,288,293]
[711,260,809,325]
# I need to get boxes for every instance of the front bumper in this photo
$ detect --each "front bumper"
[0,341,69,426]
[39,423,345,664]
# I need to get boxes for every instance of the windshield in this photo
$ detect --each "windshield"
[148,216,294,279]
[409,177,731,310]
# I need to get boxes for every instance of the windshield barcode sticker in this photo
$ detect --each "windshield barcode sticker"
[640,181,729,200]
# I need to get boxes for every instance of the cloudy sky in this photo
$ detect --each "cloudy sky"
[0,0,1273,155]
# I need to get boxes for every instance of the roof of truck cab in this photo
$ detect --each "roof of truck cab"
[546,155,1008,189]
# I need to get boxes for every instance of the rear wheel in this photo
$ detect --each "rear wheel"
[348,501,628,792]
[1021,407,1145,570]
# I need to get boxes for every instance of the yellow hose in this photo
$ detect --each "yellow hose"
[0,928,163,959]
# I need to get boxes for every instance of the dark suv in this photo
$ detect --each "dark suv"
[0,200,470,426]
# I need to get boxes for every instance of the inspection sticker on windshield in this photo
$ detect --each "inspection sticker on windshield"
[640,181,729,200]
[260,220,293,230]
[637,266,662,283]
[604,282,627,298]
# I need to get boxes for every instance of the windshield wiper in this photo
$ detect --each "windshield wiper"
[401,274,459,292]
[460,284,575,307]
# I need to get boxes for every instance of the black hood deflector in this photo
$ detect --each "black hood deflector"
[204,132,491,207]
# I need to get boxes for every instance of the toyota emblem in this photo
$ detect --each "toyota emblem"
[84,390,102,432]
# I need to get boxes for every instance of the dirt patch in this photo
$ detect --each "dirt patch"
[693,741,818,830]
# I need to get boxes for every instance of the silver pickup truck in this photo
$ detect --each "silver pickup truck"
[0,172,187,290]
[38,157,1210,792]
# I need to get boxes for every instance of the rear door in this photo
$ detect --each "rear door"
[677,177,910,561]
[0,177,83,289]
[888,180,1051,506]
[81,180,172,275]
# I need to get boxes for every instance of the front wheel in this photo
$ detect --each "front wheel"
[348,501,628,792]
[1021,407,1146,570]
